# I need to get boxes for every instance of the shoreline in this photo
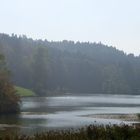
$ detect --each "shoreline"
[1,124,140,140]
[83,113,140,122]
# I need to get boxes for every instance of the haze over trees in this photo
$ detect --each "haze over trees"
[0,33,140,95]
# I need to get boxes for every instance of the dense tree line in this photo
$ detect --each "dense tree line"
[0,53,20,114]
[0,33,140,95]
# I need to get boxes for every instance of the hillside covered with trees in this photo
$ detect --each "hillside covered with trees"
[0,33,140,95]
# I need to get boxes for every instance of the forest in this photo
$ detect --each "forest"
[0,33,140,96]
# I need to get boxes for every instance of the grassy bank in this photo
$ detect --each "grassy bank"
[15,86,36,97]
[1,124,140,140]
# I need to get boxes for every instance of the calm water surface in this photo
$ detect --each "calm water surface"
[0,94,140,134]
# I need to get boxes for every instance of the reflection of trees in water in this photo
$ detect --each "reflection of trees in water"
[0,114,21,135]
[0,114,20,124]
[0,126,20,136]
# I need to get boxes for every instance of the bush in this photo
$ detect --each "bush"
[0,54,20,114]
[1,124,140,140]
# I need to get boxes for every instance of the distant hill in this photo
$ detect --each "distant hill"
[0,33,140,95]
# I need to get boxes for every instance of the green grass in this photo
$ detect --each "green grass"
[15,86,36,97]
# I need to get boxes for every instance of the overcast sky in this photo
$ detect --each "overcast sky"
[0,0,140,55]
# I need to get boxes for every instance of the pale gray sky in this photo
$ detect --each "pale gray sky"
[0,0,140,55]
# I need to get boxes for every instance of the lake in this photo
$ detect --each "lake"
[0,94,140,134]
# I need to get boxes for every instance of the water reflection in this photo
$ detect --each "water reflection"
[0,114,20,124]
[0,94,140,134]
[0,114,21,135]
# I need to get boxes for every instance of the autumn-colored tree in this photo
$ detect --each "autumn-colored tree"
[0,54,20,114]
